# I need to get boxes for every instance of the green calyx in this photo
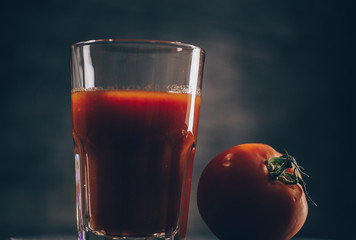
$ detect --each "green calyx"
[267,150,317,207]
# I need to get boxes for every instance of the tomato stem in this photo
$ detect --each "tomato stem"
[267,150,317,207]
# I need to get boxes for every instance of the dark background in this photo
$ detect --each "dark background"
[1,0,355,239]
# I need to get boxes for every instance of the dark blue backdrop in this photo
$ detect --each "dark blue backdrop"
[1,0,355,239]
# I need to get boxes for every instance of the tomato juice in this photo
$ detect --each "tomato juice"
[71,89,200,238]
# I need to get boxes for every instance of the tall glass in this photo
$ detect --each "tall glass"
[71,39,205,240]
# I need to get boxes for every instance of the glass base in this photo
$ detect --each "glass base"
[78,229,185,240]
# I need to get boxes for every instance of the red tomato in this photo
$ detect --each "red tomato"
[197,143,311,240]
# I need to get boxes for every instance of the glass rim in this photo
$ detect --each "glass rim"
[71,39,205,53]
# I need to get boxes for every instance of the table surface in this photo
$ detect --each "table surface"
[8,237,334,240]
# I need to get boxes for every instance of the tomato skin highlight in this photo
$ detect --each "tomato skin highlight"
[197,143,308,240]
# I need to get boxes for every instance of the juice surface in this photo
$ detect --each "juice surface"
[72,89,200,237]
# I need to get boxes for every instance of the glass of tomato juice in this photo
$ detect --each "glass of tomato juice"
[70,39,205,240]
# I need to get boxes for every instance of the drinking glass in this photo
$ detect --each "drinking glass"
[71,39,205,240]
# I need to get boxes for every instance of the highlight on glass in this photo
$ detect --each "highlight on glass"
[71,39,205,240]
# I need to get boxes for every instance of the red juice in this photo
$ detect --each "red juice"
[71,89,200,238]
